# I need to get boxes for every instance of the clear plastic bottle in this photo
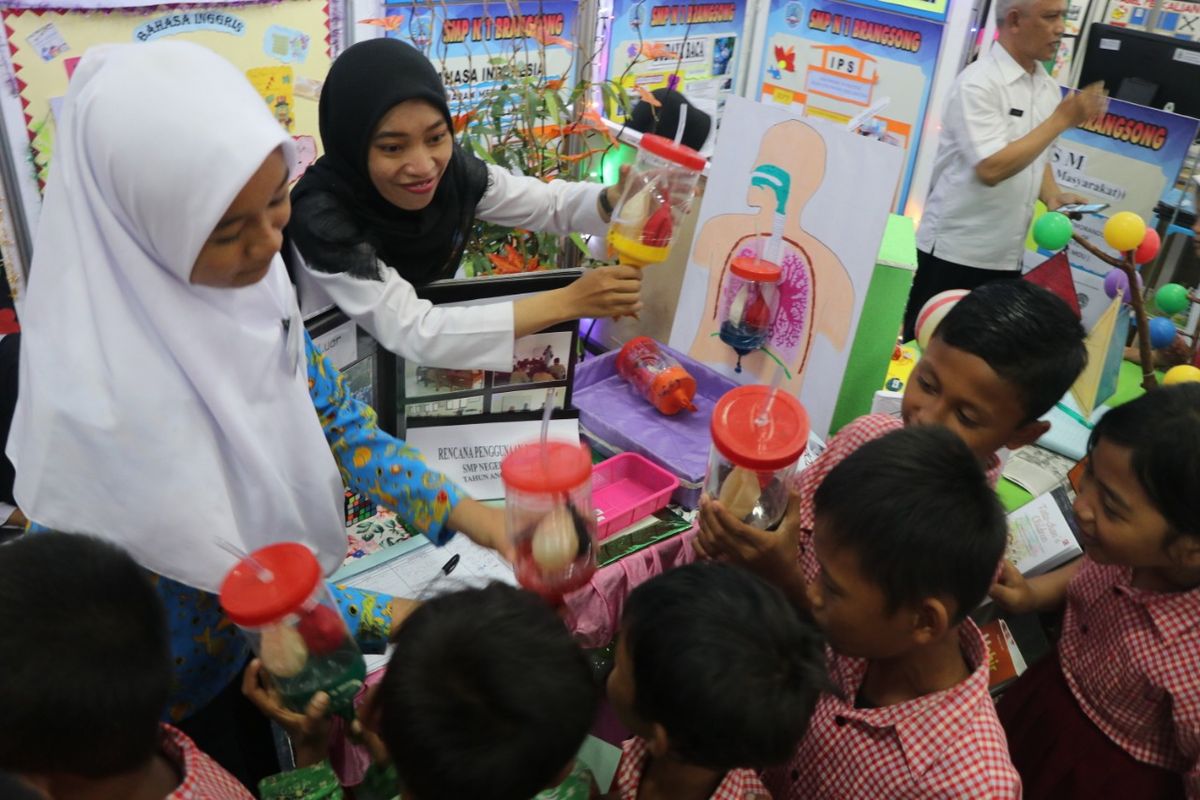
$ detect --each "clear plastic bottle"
[615,336,698,416]
[219,543,366,719]
[501,441,598,601]
[706,385,809,529]
[607,134,706,267]
[718,256,781,372]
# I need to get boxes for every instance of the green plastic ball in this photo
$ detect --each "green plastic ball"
[1032,212,1073,251]
[1155,283,1190,316]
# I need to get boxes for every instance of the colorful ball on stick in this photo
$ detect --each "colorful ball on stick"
[1164,364,1200,385]
[1133,228,1161,264]
[1103,211,1147,252]
[1103,269,1142,303]
[1148,317,1177,349]
[1155,283,1190,316]
[1032,211,1074,251]
[915,289,969,350]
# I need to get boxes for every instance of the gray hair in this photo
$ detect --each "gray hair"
[995,0,1034,24]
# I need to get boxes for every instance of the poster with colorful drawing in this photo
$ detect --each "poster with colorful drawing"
[1103,0,1153,29]
[381,0,578,120]
[1152,0,1200,39]
[605,0,749,125]
[1050,94,1198,275]
[1,0,329,190]
[668,96,902,438]
[756,0,942,210]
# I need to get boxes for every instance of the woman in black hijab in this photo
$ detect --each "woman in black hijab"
[290,38,642,370]
[627,88,713,152]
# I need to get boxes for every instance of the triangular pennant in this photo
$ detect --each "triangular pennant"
[1023,252,1081,319]
[1071,297,1123,417]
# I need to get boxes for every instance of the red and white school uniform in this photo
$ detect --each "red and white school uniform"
[999,558,1197,798]
[765,620,1020,799]
[793,414,1003,583]
[160,724,253,800]
[613,736,772,800]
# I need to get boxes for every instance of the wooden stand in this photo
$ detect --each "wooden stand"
[1069,234,1158,392]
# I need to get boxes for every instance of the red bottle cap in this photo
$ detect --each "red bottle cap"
[730,256,782,283]
[501,441,592,494]
[638,133,707,172]
[219,542,322,628]
[710,386,809,471]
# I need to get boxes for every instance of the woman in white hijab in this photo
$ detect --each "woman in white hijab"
[8,41,506,783]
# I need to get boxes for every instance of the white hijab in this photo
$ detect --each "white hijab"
[9,42,345,592]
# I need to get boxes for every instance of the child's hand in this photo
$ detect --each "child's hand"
[694,493,801,588]
[988,560,1037,614]
[242,659,333,768]
[347,715,391,766]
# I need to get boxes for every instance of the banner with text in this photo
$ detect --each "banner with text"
[1052,94,1198,274]
[840,0,948,23]
[383,0,578,118]
[755,0,942,210]
[605,0,749,125]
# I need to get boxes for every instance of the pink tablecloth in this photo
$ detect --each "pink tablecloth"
[332,524,699,786]
[562,524,699,648]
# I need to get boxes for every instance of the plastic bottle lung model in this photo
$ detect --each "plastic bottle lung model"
[616,336,698,416]
[718,256,782,372]
[707,385,809,530]
[501,441,598,601]
[607,134,706,268]
[219,543,367,719]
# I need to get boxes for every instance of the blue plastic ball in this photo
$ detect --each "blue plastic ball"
[1148,316,1176,349]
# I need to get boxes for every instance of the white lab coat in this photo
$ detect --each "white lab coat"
[295,164,608,370]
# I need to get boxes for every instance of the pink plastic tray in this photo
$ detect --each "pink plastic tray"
[592,452,680,540]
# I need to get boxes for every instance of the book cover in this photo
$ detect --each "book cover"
[981,619,1027,693]
[1006,486,1083,576]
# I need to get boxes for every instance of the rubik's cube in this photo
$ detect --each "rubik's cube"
[344,490,375,527]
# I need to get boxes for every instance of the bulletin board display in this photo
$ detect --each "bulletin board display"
[1,0,331,189]
[754,0,943,211]
[604,0,750,125]
[381,0,580,120]
[1103,0,1200,38]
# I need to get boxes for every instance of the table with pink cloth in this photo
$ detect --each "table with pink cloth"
[561,522,700,648]
[329,523,700,786]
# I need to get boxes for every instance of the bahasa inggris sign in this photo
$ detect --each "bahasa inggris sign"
[133,10,246,42]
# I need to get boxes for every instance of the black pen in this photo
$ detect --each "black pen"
[440,554,460,577]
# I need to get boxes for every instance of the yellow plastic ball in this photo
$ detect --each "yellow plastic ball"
[1164,365,1200,386]
[1103,212,1147,252]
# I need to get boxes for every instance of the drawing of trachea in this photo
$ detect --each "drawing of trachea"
[687,119,852,388]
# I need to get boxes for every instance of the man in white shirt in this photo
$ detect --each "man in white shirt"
[904,0,1108,340]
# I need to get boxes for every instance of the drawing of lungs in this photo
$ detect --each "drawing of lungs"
[719,235,814,370]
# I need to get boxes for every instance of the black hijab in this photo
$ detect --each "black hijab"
[290,39,490,285]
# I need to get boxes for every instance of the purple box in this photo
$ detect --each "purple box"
[574,343,738,509]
